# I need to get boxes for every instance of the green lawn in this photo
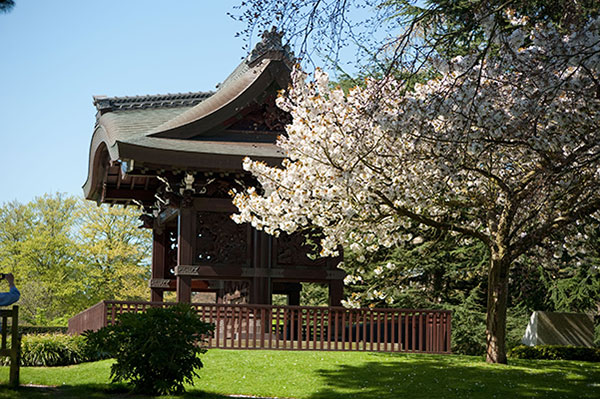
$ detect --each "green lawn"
[0,350,598,398]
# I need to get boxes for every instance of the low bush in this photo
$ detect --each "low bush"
[0,333,94,366]
[448,302,486,356]
[509,345,600,362]
[84,304,214,396]
[448,289,530,356]
[19,326,68,335]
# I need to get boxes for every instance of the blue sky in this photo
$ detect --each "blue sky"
[0,0,254,204]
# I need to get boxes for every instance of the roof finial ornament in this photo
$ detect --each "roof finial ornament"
[247,26,293,66]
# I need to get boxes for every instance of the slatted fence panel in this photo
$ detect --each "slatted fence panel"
[68,301,452,354]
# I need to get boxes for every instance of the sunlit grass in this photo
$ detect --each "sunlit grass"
[0,350,598,398]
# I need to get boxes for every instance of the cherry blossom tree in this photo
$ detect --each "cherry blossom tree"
[232,16,600,363]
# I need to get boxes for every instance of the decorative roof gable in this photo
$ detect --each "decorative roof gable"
[247,27,294,67]
[84,29,292,202]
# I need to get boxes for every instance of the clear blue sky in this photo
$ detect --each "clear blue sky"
[0,0,254,204]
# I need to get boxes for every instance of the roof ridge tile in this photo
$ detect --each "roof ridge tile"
[93,91,214,113]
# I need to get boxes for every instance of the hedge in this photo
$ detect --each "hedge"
[0,333,103,367]
[19,326,68,335]
[509,345,600,362]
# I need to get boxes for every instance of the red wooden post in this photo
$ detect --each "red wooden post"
[251,231,272,305]
[447,312,452,353]
[376,311,381,352]
[237,307,242,349]
[176,203,195,303]
[383,312,388,352]
[275,307,281,349]
[341,310,346,350]
[319,309,325,350]
[283,308,289,349]
[260,308,266,349]
[245,307,251,349]
[297,308,303,350]
[328,279,343,306]
[312,309,318,350]
[326,309,332,350]
[411,313,417,352]
[334,310,339,351]
[253,306,258,349]
[405,312,409,353]
[268,307,273,349]
[111,304,117,326]
[151,230,167,302]
[208,305,214,347]
[397,311,403,351]
[419,313,424,352]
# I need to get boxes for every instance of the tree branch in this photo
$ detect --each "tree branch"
[510,198,600,259]
[372,189,492,247]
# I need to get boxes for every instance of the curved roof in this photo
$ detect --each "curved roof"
[83,30,293,201]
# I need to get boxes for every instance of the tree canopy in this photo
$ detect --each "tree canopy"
[0,0,15,14]
[0,194,151,325]
[233,0,599,77]
[233,15,600,363]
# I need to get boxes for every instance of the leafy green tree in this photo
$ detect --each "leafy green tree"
[0,194,152,325]
[0,194,83,325]
[536,216,600,313]
[342,229,488,309]
[300,283,329,306]
[76,200,151,304]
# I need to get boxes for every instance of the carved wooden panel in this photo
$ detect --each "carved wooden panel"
[276,232,328,267]
[226,96,291,133]
[202,177,236,198]
[221,281,249,304]
[149,278,172,289]
[195,211,249,265]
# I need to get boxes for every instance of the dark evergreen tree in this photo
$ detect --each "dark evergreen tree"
[0,0,15,14]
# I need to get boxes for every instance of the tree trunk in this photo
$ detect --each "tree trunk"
[485,252,510,364]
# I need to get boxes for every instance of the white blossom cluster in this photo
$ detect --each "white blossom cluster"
[232,17,600,277]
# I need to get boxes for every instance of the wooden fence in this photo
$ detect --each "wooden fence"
[0,306,20,387]
[68,301,451,354]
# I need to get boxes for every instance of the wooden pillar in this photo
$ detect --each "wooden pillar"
[288,287,301,306]
[328,279,343,307]
[250,230,272,304]
[176,200,195,303]
[150,230,166,302]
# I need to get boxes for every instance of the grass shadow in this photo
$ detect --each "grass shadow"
[0,383,235,399]
[308,353,600,399]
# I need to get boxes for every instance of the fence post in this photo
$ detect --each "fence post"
[446,311,452,353]
[9,306,19,388]
[102,301,108,329]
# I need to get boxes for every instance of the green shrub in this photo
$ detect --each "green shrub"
[509,345,600,362]
[444,288,487,355]
[449,303,486,356]
[505,308,530,351]
[19,326,68,335]
[448,293,531,356]
[84,304,214,396]
[0,334,92,367]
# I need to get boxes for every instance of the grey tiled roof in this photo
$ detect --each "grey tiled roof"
[98,107,198,141]
[84,29,292,201]
[93,91,214,112]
